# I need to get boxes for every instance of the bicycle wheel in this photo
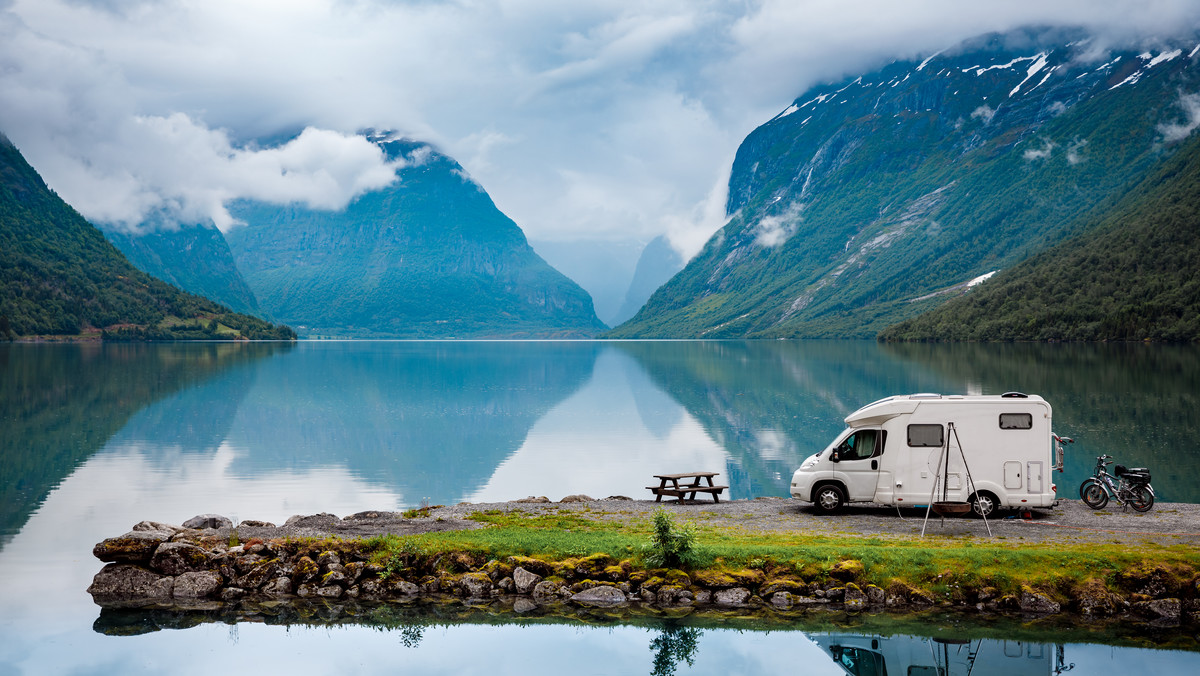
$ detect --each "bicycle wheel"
[1080,479,1108,509]
[1129,485,1155,512]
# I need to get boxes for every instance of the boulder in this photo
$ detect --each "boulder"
[844,584,867,611]
[236,561,284,590]
[181,514,233,530]
[865,584,885,605]
[240,520,275,527]
[714,587,752,607]
[88,564,174,600]
[173,571,223,599]
[391,580,421,595]
[770,592,794,609]
[317,551,342,569]
[1018,589,1061,614]
[262,577,293,596]
[149,542,209,576]
[460,572,493,599]
[93,531,168,564]
[316,585,343,599]
[571,585,628,606]
[559,494,594,503]
[132,521,183,535]
[513,566,543,594]
[532,580,562,602]
[220,587,248,601]
[514,496,551,503]
[1133,598,1181,621]
[513,598,538,613]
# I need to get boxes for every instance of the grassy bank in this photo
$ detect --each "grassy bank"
[347,506,1200,616]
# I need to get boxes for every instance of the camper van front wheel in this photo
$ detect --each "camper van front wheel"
[970,491,998,518]
[813,484,845,513]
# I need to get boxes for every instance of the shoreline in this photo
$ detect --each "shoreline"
[87,497,1200,625]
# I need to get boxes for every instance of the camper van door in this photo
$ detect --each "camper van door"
[832,428,885,500]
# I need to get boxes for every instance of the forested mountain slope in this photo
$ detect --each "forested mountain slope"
[879,130,1200,341]
[226,135,606,339]
[0,135,294,341]
[610,28,1200,338]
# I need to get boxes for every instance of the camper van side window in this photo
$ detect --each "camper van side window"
[907,424,943,447]
[999,413,1033,430]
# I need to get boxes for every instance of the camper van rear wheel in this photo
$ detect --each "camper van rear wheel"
[970,491,998,518]
[813,484,845,513]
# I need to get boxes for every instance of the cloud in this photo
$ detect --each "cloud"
[4,0,1200,244]
[753,201,803,248]
[1158,91,1200,143]
[1023,138,1057,161]
[970,105,997,124]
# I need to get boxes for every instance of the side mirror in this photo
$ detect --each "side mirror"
[830,451,840,463]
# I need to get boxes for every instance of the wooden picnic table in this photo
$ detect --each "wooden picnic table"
[646,472,728,503]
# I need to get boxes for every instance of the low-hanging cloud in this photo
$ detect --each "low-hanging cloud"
[1158,91,1200,143]
[4,0,1200,245]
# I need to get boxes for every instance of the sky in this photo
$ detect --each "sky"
[2,0,1199,258]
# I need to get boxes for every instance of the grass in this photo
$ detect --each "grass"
[354,508,1200,603]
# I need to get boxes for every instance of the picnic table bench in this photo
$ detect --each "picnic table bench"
[646,472,728,503]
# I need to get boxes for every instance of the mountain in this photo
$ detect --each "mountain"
[225,135,606,338]
[0,134,295,341]
[879,128,1200,341]
[610,235,684,327]
[530,238,643,326]
[100,219,262,316]
[609,28,1200,339]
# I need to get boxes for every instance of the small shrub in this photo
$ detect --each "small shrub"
[643,509,705,569]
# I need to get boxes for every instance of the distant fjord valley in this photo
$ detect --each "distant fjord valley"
[4,26,1200,342]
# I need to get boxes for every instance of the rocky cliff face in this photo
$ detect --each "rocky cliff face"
[226,136,605,338]
[611,28,1200,338]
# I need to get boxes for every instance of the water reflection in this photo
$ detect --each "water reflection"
[85,601,1198,676]
[0,342,291,542]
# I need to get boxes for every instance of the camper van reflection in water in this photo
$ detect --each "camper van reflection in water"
[814,634,1062,676]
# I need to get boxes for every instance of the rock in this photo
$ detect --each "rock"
[391,580,420,595]
[460,572,493,599]
[714,587,752,607]
[358,578,385,598]
[173,571,223,599]
[1133,598,1181,621]
[220,587,248,601]
[640,588,656,603]
[694,589,712,605]
[657,585,687,605]
[296,583,318,597]
[498,577,515,593]
[844,584,867,611]
[321,566,348,588]
[317,551,342,569]
[236,561,284,590]
[571,585,628,606]
[132,521,182,535]
[262,577,293,596]
[1018,589,1061,614]
[866,585,885,605]
[513,566,543,594]
[760,578,807,597]
[88,564,174,600]
[603,496,633,501]
[181,514,233,530]
[532,580,562,602]
[316,585,343,599]
[514,496,551,503]
[770,592,794,608]
[293,556,319,584]
[830,560,864,582]
[240,520,275,527]
[513,598,538,613]
[93,531,169,564]
[149,542,209,576]
[559,494,594,503]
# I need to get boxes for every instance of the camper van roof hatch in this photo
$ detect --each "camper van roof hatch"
[1001,392,1029,398]
[909,393,942,400]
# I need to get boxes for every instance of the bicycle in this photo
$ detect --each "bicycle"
[1078,453,1155,512]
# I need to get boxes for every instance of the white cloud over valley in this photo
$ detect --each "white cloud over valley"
[2,0,1199,250]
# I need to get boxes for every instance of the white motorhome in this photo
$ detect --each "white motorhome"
[790,393,1061,516]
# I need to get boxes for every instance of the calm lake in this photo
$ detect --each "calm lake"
[2,339,1199,673]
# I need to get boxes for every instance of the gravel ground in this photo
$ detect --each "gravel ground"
[224,497,1200,548]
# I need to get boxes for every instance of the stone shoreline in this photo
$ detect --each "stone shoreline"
[87,499,1200,624]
